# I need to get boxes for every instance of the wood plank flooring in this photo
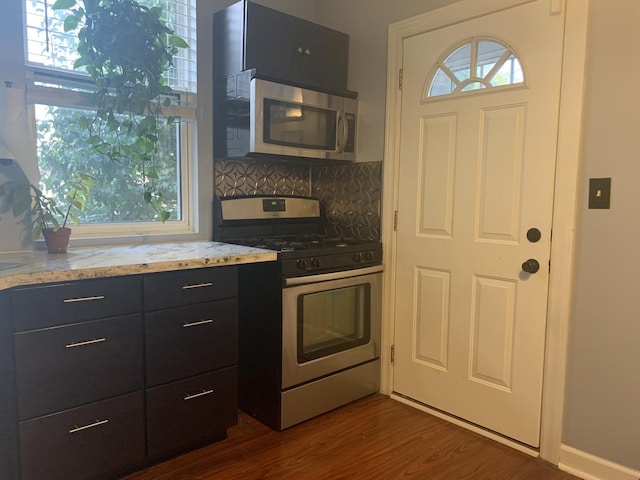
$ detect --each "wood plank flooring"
[123,394,579,480]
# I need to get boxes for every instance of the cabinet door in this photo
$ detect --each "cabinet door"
[145,299,238,387]
[245,2,301,82]
[19,392,145,480]
[244,2,349,92]
[14,314,143,420]
[298,22,349,92]
[146,367,237,458]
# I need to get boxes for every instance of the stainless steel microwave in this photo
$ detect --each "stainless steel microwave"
[214,71,357,161]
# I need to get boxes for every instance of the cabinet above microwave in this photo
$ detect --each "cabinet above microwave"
[213,0,352,95]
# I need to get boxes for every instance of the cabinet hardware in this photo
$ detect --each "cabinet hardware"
[296,46,303,53]
[182,319,214,328]
[304,48,311,55]
[182,282,213,290]
[66,338,107,349]
[184,389,214,401]
[63,295,105,303]
[68,419,109,434]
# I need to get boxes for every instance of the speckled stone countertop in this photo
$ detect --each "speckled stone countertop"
[0,241,277,291]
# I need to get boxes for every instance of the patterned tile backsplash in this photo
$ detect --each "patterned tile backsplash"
[214,160,382,241]
[214,160,310,197]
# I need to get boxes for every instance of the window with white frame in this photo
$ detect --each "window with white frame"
[23,0,197,235]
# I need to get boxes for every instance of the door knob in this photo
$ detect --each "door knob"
[521,258,540,274]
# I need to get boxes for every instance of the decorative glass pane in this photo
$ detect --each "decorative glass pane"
[430,68,457,97]
[461,82,486,92]
[490,55,524,86]
[476,40,507,77]
[444,44,472,81]
[426,38,525,99]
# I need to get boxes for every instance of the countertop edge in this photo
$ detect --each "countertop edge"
[0,243,278,291]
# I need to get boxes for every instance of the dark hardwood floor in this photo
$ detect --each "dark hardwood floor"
[123,394,579,480]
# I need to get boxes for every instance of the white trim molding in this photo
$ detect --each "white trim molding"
[559,444,640,480]
[382,0,589,464]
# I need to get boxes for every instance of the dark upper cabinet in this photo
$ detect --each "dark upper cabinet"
[214,0,349,94]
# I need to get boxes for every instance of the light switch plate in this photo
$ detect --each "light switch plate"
[588,177,611,209]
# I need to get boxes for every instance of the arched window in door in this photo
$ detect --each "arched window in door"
[425,38,524,99]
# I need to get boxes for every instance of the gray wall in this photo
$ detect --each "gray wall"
[562,0,640,470]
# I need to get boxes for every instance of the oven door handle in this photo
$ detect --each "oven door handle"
[284,265,383,286]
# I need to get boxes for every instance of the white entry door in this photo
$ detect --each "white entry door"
[393,0,565,447]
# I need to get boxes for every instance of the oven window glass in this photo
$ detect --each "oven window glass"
[297,284,370,362]
[264,99,336,150]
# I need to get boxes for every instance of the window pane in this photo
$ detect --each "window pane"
[444,44,471,81]
[460,82,486,92]
[476,40,507,78]
[24,0,78,70]
[490,55,524,86]
[24,0,197,92]
[429,68,457,97]
[35,105,181,223]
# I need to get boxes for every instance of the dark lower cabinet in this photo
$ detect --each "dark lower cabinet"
[146,367,238,458]
[0,293,19,480]
[7,266,240,480]
[19,392,145,480]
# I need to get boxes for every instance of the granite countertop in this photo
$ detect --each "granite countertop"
[0,241,277,291]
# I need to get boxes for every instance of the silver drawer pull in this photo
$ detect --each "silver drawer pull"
[63,295,105,303]
[66,338,106,349]
[184,389,214,401]
[183,319,214,328]
[181,282,213,290]
[69,419,109,434]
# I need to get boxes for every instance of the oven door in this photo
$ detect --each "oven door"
[281,266,382,389]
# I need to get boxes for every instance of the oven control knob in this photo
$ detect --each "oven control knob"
[363,251,373,261]
[353,253,362,263]
[311,258,320,268]
[297,259,308,270]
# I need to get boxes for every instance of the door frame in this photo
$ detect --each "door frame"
[380,0,589,464]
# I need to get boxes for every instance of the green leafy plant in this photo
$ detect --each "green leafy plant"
[51,0,189,222]
[0,172,96,240]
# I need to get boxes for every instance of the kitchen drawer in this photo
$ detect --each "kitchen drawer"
[12,276,142,332]
[145,299,238,387]
[14,314,143,420]
[19,391,145,480]
[146,367,237,458]
[143,266,237,311]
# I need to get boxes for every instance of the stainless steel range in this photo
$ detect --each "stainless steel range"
[213,195,382,430]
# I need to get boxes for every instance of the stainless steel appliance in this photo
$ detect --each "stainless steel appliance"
[214,71,357,161]
[213,195,381,430]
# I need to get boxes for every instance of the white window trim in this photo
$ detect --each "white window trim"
[24,65,199,241]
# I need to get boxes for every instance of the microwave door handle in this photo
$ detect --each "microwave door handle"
[336,110,348,153]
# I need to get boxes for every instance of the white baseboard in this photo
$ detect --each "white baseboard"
[559,444,640,480]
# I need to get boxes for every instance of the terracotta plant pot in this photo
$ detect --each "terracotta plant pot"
[42,227,71,254]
